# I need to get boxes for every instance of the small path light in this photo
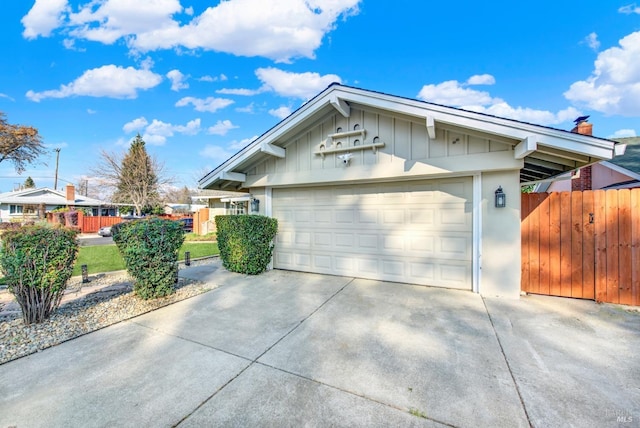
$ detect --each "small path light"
[185,251,191,266]
[81,264,90,283]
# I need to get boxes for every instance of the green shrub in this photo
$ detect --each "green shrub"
[111,217,185,299]
[215,215,278,275]
[0,225,78,324]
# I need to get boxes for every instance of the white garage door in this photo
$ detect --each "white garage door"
[272,178,473,289]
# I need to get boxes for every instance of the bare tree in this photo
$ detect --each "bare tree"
[92,135,172,216]
[0,112,46,173]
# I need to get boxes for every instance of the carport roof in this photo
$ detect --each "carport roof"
[199,84,621,189]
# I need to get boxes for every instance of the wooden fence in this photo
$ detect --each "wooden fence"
[521,189,640,306]
[46,212,193,233]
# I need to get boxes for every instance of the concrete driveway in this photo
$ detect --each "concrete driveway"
[1,261,638,427]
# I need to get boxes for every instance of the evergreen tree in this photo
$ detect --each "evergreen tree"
[23,176,35,188]
[112,135,159,216]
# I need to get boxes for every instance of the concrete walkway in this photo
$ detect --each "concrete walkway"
[1,260,638,427]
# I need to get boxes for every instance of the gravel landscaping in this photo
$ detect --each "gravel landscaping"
[0,259,218,365]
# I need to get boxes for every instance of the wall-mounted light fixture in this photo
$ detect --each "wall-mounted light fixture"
[251,198,260,213]
[495,186,506,208]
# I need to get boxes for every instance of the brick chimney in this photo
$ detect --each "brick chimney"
[571,116,593,191]
[65,184,76,204]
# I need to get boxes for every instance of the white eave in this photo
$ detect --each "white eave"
[199,84,618,189]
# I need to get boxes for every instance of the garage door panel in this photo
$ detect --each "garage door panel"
[272,178,472,289]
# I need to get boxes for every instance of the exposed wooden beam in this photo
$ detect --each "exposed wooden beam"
[514,135,538,159]
[261,142,286,158]
[426,116,436,139]
[220,171,246,182]
[330,95,350,117]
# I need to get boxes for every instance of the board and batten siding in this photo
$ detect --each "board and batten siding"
[245,107,521,188]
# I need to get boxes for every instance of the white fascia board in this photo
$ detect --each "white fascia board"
[260,142,286,158]
[514,135,538,159]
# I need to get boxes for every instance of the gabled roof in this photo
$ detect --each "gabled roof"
[199,83,620,189]
[0,187,108,206]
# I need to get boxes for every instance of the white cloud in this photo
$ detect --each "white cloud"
[418,75,581,126]
[236,102,256,113]
[199,74,228,82]
[584,32,600,51]
[229,136,258,150]
[564,31,640,116]
[23,0,360,62]
[466,74,495,85]
[217,68,340,99]
[166,69,189,91]
[418,79,494,106]
[175,96,234,112]
[132,0,361,62]
[26,65,162,102]
[269,106,292,119]
[123,117,149,133]
[67,0,183,45]
[216,87,265,96]
[140,118,202,145]
[123,117,201,145]
[207,120,238,136]
[256,67,341,99]
[22,0,68,39]
[609,129,637,138]
[199,144,235,162]
[0,93,15,101]
[619,3,640,14]
[87,109,96,114]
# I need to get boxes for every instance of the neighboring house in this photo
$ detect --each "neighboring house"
[191,190,253,234]
[199,84,619,298]
[163,203,206,215]
[0,184,114,222]
[538,136,640,192]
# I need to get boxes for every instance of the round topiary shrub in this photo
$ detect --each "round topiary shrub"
[215,215,278,275]
[0,225,79,325]
[111,217,185,299]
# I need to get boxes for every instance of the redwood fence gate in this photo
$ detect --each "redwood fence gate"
[521,189,640,306]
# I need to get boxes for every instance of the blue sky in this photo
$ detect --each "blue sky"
[1,1,639,195]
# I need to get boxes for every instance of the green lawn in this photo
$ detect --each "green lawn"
[71,242,219,276]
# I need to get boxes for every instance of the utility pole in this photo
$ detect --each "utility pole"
[54,148,61,190]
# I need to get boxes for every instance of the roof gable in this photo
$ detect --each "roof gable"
[0,187,107,206]
[200,84,619,189]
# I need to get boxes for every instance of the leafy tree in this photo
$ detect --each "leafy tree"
[0,112,46,173]
[23,176,35,188]
[92,134,171,216]
[163,185,193,204]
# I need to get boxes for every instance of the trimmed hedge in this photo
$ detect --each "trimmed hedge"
[112,217,185,299]
[0,225,78,324]
[215,215,278,275]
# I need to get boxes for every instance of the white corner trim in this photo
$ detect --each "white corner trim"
[426,115,436,139]
[330,95,350,117]
[472,174,482,294]
[514,135,538,159]
[261,142,286,158]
